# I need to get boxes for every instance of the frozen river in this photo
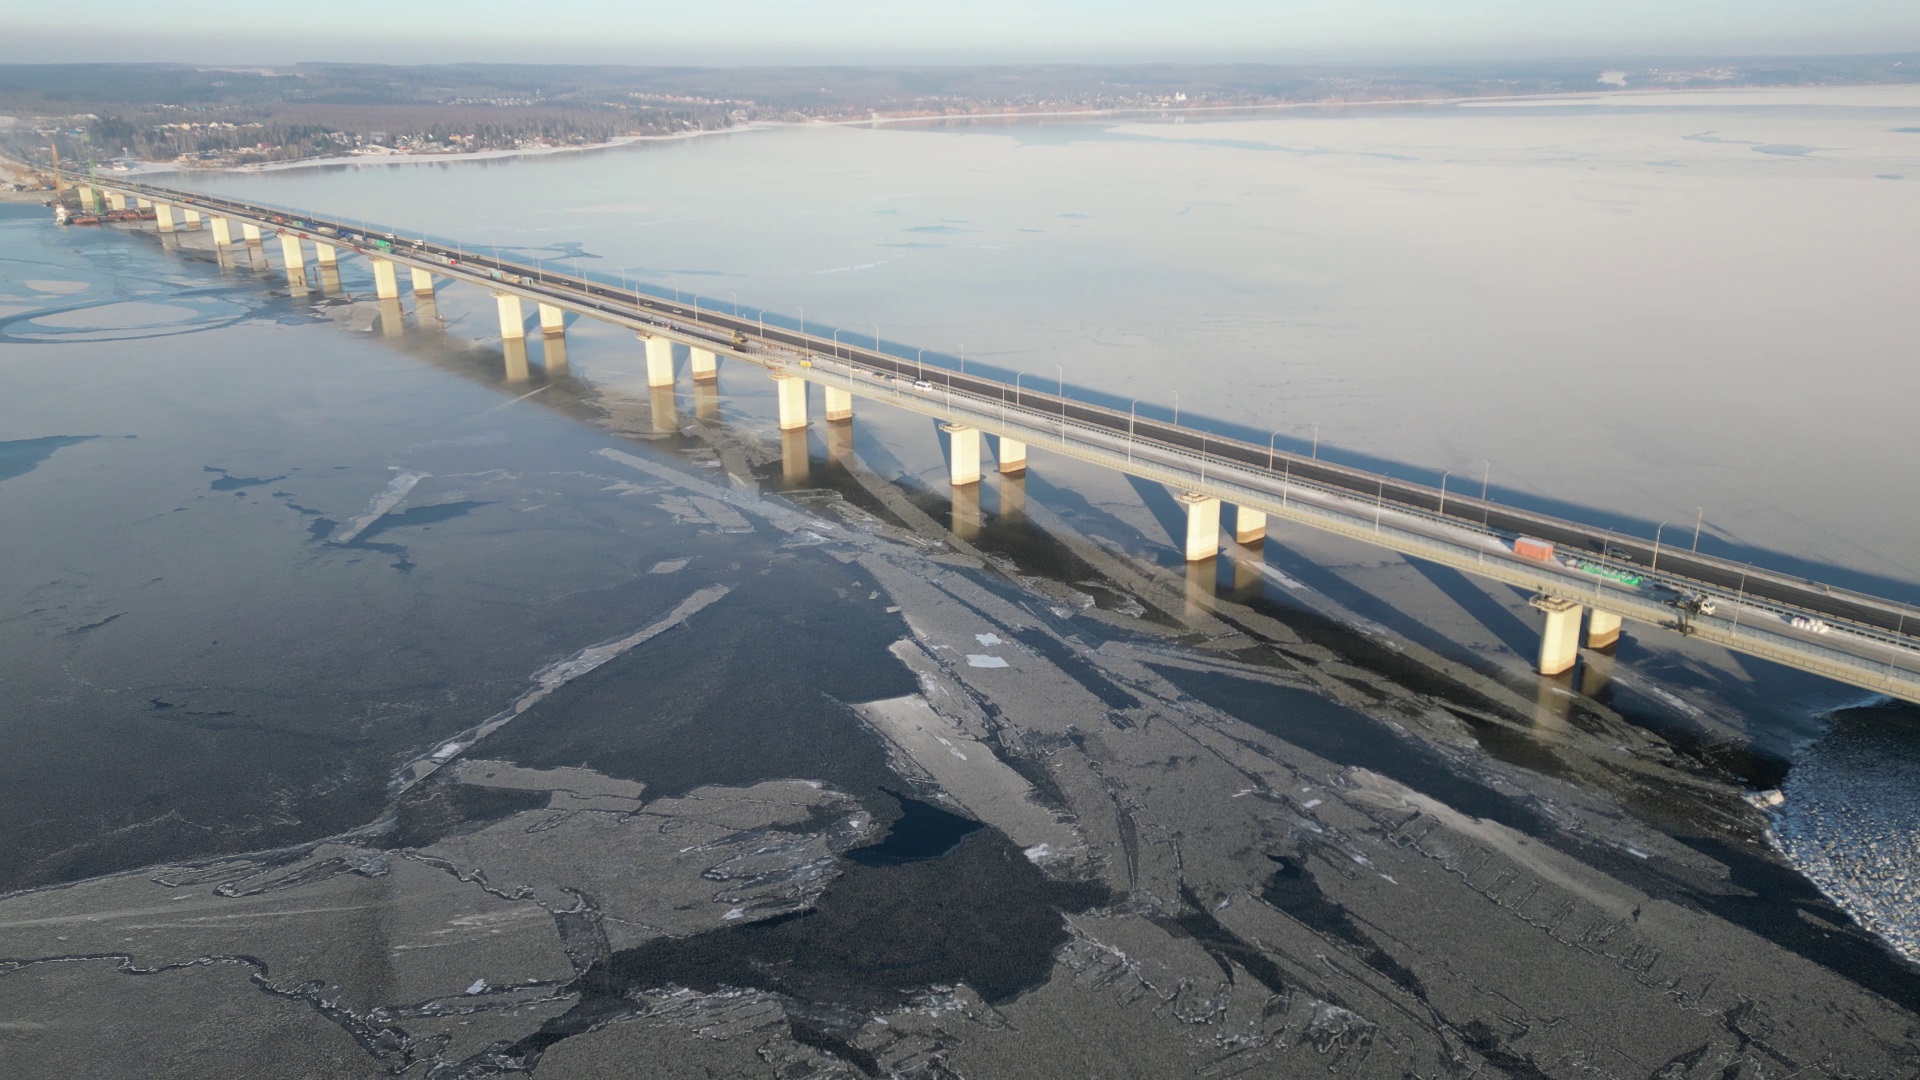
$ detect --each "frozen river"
[5,84,1920,1075]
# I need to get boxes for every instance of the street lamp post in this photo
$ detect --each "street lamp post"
[1479,460,1492,525]
[1438,470,1452,517]
[1651,520,1670,572]
[1268,431,1280,471]
[959,344,965,376]
[729,291,739,316]
[872,324,880,357]
[1311,423,1319,459]
[1128,399,1140,464]
[917,348,926,381]
[798,305,805,341]
[832,328,843,360]
[1692,507,1705,552]
[1173,391,1180,426]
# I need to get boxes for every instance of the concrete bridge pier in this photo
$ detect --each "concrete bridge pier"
[410,267,435,295]
[943,424,982,486]
[278,234,306,275]
[773,372,807,431]
[209,217,233,248]
[643,335,674,388]
[495,293,527,340]
[1177,492,1222,562]
[182,208,201,229]
[153,203,176,232]
[106,192,126,211]
[371,258,400,300]
[1586,609,1623,650]
[135,197,151,209]
[241,222,262,243]
[314,242,337,266]
[539,303,566,338]
[77,186,97,212]
[689,348,718,382]
[1530,596,1584,676]
[824,386,853,423]
[318,265,343,295]
[997,437,1027,476]
[1233,507,1268,546]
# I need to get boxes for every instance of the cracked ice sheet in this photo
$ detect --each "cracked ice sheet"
[853,683,1086,872]
[0,958,386,1079]
[0,845,575,1020]
[423,780,875,953]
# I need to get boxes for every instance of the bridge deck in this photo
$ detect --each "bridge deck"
[89,176,1920,704]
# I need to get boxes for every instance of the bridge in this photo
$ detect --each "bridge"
[61,175,1920,706]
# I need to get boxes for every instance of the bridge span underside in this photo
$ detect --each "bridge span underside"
[77,176,1920,705]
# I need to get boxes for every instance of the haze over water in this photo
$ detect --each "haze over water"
[173,84,1920,599]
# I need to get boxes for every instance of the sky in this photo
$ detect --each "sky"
[4,0,1919,65]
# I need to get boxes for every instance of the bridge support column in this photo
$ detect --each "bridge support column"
[943,424,981,486]
[495,292,526,340]
[1530,596,1583,676]
[241,222,262,243]
[410,267,434,294]
[538,303,566,337]
[773,373,807,431]
[314,242,337,266]
[153,203,175,232]
[77,186,97,212]
[135,197,151,209]
[182,208,201,229]
[689,348,718,382]
[106,192,126,211]
[824,386,853,422]
[371,258,399,299]
[1177,492,1221,562]
[643,335,674,387]
[1586,609,1622,650]
[997,437,1027,475]
[1233,507,1268,546]
[278,234,305,273]
[209,217,233,247]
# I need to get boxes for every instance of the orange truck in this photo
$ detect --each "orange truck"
[1513,536,1555,561]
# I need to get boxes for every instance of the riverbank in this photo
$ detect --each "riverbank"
[120,124,780,178]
